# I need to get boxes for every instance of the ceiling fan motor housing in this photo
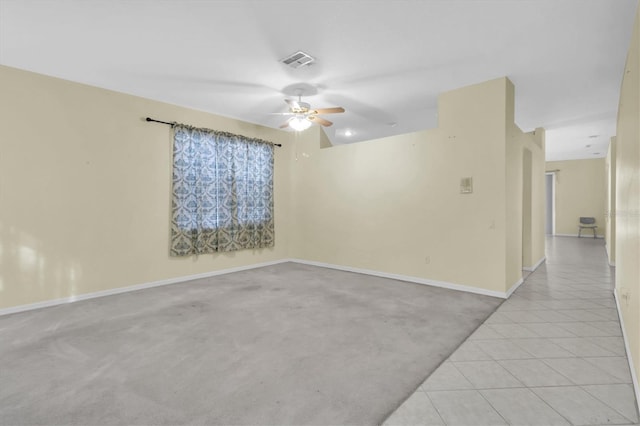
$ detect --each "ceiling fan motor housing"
[280,97,344,130]
[291,101,311,113]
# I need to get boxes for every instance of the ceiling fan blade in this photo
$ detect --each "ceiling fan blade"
[311,107,345,115]
[279,117,293,129]
[308,116,333,127]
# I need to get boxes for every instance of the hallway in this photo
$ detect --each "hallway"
[385,236,638,425]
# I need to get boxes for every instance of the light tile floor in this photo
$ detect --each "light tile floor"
[384,237,639,426]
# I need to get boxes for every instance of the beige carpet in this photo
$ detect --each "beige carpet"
[0,262,501,425]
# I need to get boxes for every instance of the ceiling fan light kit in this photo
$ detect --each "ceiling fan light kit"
[289,116,313,131]
[277,95,345,132]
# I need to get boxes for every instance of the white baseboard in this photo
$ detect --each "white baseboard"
[555,233,603,239]
[523,256,546,272]
[506,277,525,298]
[289,258,508,299]
[1,257,513,317]
[0,259,289,317]
[614,289,640,417]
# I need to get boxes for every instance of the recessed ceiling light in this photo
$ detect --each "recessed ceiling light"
[585,144,591,148]
[588,135,599,138]
[388,122,397,127]
[593,152,601,155]
[344,130,353,137]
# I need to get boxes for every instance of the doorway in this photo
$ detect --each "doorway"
[545,172,555,235]
[522,149,533,265]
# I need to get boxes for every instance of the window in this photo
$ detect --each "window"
[170,125,274,256]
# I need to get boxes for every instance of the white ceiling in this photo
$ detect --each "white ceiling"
[0,0,636,160]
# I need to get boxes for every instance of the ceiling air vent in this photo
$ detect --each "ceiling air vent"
[280,51,315,68]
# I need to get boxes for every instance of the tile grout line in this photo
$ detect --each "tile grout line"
[579,384,636,424]
[525,387,575,426]
[449,357,527,390]
[416,387,447,426]
[539,357,627,387]
[473,388,513,426]
[580,356,632,377]
[389,240,633,426]
[472,242,636,424]
[427,384,633,391]
[527,386,629,426]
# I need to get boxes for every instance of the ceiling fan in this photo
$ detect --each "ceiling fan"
[276,96,345,131]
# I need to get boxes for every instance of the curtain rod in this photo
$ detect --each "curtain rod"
[145,117,282,147]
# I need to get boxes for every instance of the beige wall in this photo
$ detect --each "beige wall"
[0,65,295,309]
[530,129,547,267]
[615,4,640,391]
[505,80,523,287]
[545,159,606,236]
[0,66,546,310]
[606,137,617,265]
[291,77,543,294]
[506,80,545,272]
[510,128,546,271]
[505,78,546,274]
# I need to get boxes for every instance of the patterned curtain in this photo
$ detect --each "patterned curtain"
[170,124,275,256]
